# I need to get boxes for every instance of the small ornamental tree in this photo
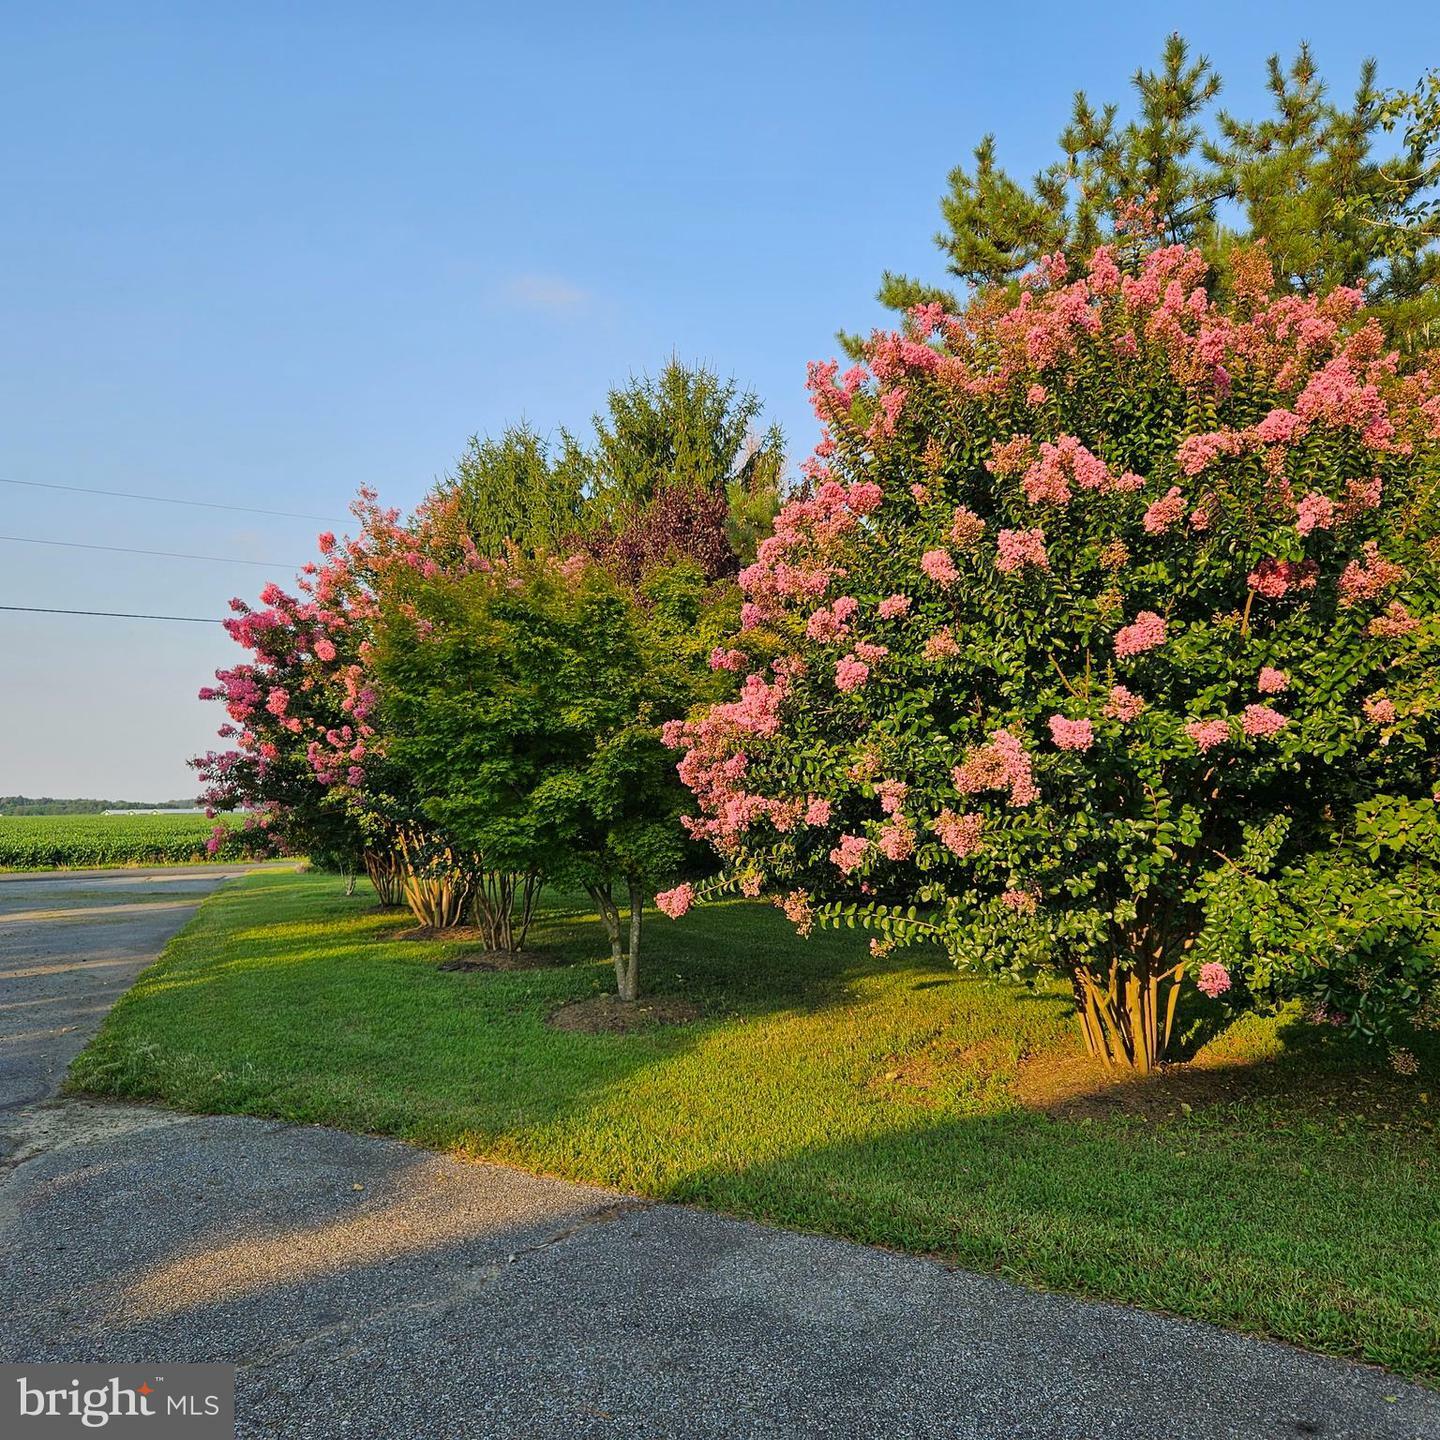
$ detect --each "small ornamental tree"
[665,240,1440,1072]
[196,488,486,913]
[194,580,369,888]
[376,552,732,1000]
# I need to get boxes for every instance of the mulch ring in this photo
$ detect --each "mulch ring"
[546,993,702,1035]
[390,927,566,973]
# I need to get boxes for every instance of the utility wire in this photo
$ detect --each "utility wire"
[0,475,345,524]
[0,604,221,624]
[0,533,301,569]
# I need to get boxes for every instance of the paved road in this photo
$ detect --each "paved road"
[1,871,1437,1439]
[0,864,272,1114]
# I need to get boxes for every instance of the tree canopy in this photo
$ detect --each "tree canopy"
[859,36,1440,352]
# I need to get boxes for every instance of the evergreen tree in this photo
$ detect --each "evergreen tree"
[857,37,1440,351]
[434,422,585,558]
[557,358,785,558]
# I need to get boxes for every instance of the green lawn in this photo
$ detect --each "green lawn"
[71,869,1440,1380]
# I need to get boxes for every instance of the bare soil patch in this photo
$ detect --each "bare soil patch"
[437,950,567,973]
[1016,1045,1431,1125]
[392,924,487,943]
[868,1038,1014,1108]
[1016,1049,1252,1121]
[547,994,701,1034]
[390,927,566,972]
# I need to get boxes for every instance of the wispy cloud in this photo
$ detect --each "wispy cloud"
[498,272,592,315]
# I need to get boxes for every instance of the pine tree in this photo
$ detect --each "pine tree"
[854,37,1440,352]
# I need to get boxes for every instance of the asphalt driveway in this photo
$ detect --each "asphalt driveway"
[1,869,1436,1439]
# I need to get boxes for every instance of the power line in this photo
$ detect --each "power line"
[0,475,346,524]
[0,533,301,569]
[0,604,221,624]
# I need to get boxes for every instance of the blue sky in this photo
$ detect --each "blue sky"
[3,0,1438,797]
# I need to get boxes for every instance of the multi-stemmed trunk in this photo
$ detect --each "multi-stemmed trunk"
[1072,954,1186,1075]
[587,879,644,1002]
[394,830,472,929]
[470,870,542,952]
[363,850,406,908]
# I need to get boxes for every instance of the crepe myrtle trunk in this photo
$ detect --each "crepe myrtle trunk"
[586,878,644,1002]
[1070,933,1187,1075]
[363,850,406,908]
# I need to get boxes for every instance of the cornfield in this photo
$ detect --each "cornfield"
[0,815,265,870]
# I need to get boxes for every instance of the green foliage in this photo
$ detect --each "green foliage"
[682,242,1440,1063]
[558,358,785,557]
[434,423,586,559]
[0,797,194,816]
[376,555,728,891]
[862,35,1440,353]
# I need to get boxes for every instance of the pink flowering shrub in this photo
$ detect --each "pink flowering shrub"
[666,240,1440,1070]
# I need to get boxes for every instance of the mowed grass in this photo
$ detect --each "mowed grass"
[71,869,1440,1379]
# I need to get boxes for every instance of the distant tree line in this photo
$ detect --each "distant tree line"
[0,796,197,816]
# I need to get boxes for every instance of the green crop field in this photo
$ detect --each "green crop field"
[0,814,264,870]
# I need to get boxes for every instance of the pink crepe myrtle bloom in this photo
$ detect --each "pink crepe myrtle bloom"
[1370,602,1420,638]
[1185,718,1231,753]
[1241,704,1288,740]
[1104,685,1145,722]
[1338,541,1407,605]
[875,779,909,815]
[834,655,870,692]
[987,434,1032,478]
[709,646,748,671]
[995,528,1049,573]
[1248,557,1318,599]
[1048,715,1095,751]
[1295,491,1336,536]
[877,593,912,619]
[922,627,960,661]
[1257,667,1289,694]
[932,808,984,858]
[313,637,337,663]
[1026,384,1048,406]
[1114,611,1167,659]
[1253,408,1305,445]
[1020,436,1116,505]
[877,820,916,861]
[1364,694,1397,724]
[920,548,959,587]
[829,833,869,874]
[950,507,986,548]
[847,482,884,515]
[1196,962,1232,998]
[1142,486,1187,534]
[804,797,833,826]
[1001,888,1037,914]
[655,883,695,919]
[852,641,889,664]
[952,729,1038,807]
[780,890,814,936]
